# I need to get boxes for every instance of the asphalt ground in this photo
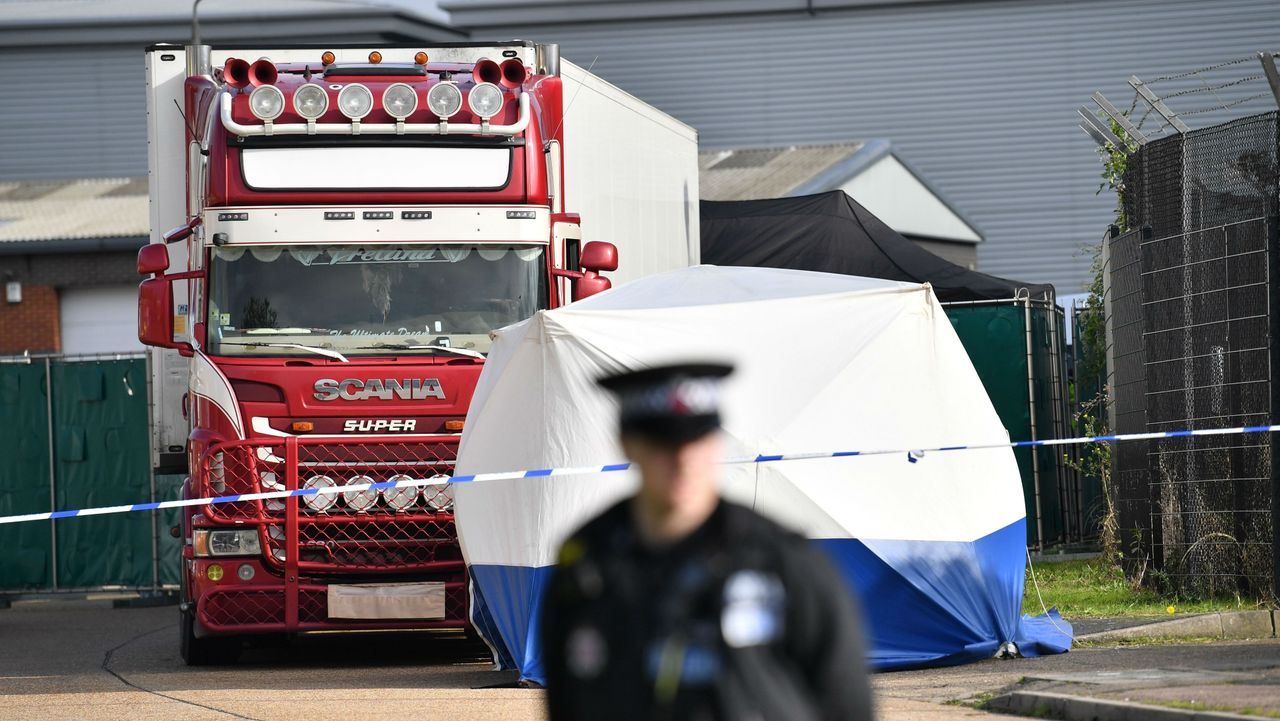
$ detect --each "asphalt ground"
[4,600,1279,720]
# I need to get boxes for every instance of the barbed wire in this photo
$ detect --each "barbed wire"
[1146,55,1257,85]
[1177,91,1276,117]
[1114,51,1280,140]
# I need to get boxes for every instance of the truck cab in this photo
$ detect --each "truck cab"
[140,42,697,664]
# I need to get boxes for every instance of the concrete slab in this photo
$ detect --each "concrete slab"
[987,690,1264,721]
[1076,611,1276,643]
[1021,668,1253,687]
[1099,684,1280,717]
[1220,611,1274,639]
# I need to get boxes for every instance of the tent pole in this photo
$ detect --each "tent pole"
[1025,297,1045,549]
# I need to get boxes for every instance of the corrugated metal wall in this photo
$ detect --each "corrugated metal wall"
[0,45,148,181]
[462,0,1280,291]
[4,0,1277,290]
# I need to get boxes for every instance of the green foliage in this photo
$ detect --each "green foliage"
[1096,118,1135,231]
[1023,557,1264,618]
[1063,394,1117,562]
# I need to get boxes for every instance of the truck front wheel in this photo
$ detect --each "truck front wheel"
[179,608,242,666]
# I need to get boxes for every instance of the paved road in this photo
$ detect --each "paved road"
[7,599,1276,720]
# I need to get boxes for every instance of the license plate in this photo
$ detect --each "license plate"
[327,582,446,620]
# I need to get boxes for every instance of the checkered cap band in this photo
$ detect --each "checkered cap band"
[620,377,720,421]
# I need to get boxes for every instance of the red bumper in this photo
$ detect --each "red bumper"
[189,435,469,636]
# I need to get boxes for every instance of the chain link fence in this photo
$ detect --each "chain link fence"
[1106,108,1279,598]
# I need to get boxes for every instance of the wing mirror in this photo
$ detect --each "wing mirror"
[570,241,617,301]
[137,244,170,276]
[136,245,193,355]
[579,241,618,273]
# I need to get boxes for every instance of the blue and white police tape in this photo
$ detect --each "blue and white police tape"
[2,422,1278,526]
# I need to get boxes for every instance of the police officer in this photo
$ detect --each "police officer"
[542,362,874,721]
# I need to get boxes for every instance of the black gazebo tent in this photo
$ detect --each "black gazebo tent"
[701,191,1053,303]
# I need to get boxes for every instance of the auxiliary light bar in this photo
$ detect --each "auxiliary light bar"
[219,90,530,137]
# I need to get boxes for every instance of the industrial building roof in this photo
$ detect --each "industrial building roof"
[0,0,460,46]
[699,141,983,245]
[0,178,147,253]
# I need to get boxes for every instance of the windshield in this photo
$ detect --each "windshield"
[207,244,548,357]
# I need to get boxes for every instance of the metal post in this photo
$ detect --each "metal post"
[1024,296,1045,549]
[1259,52,1280,110]
[1103,225,1119,433]
[1267,215,1280,600]
[285,437,300,628]
[147,355,159,592]
[1129,75,1190,134]
[1078,106,1127,149]
[1092,91,1147,146]
[1141,225,1162,573]
[44,357,57,591]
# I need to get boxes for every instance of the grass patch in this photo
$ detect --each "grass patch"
[1072,635,1221,648]
[1023,557,1266,618]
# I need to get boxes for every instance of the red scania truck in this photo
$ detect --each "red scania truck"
[140,42,698,664]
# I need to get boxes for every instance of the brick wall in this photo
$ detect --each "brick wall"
[0,284,60,354]
[0,250,139,287]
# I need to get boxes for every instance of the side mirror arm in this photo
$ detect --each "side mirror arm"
[164,217,202,245]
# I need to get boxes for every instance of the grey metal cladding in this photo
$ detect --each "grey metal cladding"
[468,0,1280,293]
[0,45,148,181]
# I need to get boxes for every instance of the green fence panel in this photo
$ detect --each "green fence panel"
[51,359,154,588]
[0,363,53,589]
[947,304,1064,547]
[1029,305,1064,544]
[156,473,186,587]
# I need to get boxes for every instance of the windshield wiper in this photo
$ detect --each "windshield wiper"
[222,342,350,363]
[352,344,485,360]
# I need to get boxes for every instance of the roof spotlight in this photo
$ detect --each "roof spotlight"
[426,82,462,119]
[248,85,285,121]
[292,84,328,120]
[468,82,504,120]
[382,83,418,120]
[337,83,374,120]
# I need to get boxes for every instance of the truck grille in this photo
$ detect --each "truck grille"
[203,437,465,574]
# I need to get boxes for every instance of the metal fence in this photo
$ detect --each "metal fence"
[0,353,179,596]
[1142,218,1274,595]
[1104,107,1280,598]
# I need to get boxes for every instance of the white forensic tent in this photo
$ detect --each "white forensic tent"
[454,265,1070,684]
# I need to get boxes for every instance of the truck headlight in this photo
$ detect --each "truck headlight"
[422,477,455,512]
[383,474,419,512]
[426,82,462,119]
[467,82,504,119]
[193,529,262,557]
[302,474,337,512]
[343,474,379,512]
[249,85,285,121]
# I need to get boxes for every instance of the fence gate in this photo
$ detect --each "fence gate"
[0,355,178,593]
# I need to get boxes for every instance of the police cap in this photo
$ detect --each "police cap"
[597,362,733,444]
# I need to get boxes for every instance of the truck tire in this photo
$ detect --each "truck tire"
[179,608,241,666]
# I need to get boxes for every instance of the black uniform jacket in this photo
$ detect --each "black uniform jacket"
[542,499,874,721]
